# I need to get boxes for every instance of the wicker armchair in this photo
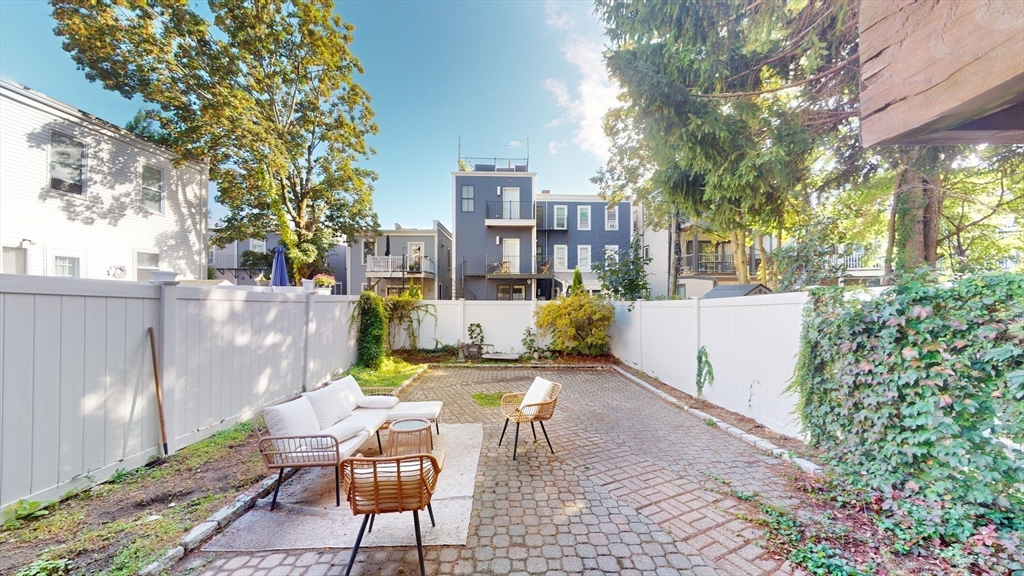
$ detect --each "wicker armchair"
[498,377,562,459]
[339,453,445,576]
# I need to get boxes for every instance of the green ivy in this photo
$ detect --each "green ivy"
[695,345,714,398]
[354,291,388,369]
[792,273,1024,549]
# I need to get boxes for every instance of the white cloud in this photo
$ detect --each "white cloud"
[548,141,567,155]
[543,1,617,163]
[508,140,522,148]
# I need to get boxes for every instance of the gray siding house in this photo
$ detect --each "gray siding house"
[452,157,631,300]
[347,221,452,299]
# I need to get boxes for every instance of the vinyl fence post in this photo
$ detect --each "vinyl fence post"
[154,273,181,454]
[303,291,315,391]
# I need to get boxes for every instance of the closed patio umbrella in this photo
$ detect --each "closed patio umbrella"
[270,246,290,286]
[384,235,391,257]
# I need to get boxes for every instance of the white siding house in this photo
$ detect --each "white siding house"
[0,81,208,281]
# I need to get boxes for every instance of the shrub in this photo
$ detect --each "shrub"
[568,267,584,296]
[468,323,484,345]
[792,273,1024,551]
[534,292,614,355]
[312,273,335,288]
[355,291,388,369]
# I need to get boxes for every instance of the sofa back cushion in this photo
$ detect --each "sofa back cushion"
[519,377,554,418]
[304,384,354,430]
[262,396,320,438]
[332,375,365,408]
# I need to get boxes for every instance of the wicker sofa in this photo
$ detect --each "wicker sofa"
[254,375,399,510]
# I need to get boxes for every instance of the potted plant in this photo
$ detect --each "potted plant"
[312,273,335,295]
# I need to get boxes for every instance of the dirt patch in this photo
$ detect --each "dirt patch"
[1,422,266,576]
[615,363,817,458]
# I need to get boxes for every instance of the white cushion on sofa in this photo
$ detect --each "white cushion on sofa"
[321,419,367,443]
[344,408,390,434]
[357,395,399,409]
[519,377,554,418]
[263,396,320,438]
[304,385,354,430]
[332,375,365,406]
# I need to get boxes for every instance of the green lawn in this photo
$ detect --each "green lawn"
[471,392,509,408]
[340,356,424,388]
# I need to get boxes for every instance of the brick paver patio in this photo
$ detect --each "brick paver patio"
[176,367,803,575]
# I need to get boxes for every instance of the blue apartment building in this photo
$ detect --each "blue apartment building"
[452,157,631,300]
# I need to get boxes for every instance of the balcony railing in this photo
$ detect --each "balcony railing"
[829,253,882,270]
[459,157,529,172]
[366,255,436,275]
[694,254,736,274]
[486,200,535,221]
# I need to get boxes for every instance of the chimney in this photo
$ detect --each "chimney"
[541,189,550,194]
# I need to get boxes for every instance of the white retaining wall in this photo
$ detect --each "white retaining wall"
[0,274,357,514]
[610,293,808,438]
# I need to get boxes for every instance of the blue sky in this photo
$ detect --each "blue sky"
[0,0,617,231]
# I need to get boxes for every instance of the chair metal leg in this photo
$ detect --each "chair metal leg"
[376,430,383,454]
[427,503,435,527]
[335,466,341,507]
[513,422,520,460]
[343,514,371,576]
[498,419,509,446]
[540,421,554,454]
[270,468,285,511]
[435,418,440,435]
[368,514,375,533]
[531,421,537,442]
[413,510,426,576]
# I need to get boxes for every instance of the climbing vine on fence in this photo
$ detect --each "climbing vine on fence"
[353,291,388,369]
[383,283,436,351]
[791,273,1024,549]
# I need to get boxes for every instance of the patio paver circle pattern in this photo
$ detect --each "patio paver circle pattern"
[179,367,801,576]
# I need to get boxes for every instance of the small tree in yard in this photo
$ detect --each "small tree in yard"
[534,291,614,356]
[355,291,387,369]
[569,267,585,296]
[593,234,652,302]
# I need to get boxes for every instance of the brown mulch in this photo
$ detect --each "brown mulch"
[0,426,265,575]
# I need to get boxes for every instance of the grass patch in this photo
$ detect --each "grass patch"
[340,356,424,388]
[471,392,508,408]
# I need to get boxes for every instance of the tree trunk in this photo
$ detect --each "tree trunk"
[731,230,750,284]
[883,171,900,284]
[669,212,679,297]
[756,234,772,288]
[894,168,942,274]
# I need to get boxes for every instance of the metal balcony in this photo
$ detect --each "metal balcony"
[365,255,436,276]
[485,200,536,226]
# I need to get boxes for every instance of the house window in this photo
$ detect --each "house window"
[54,255,80,278]
[605,205,618,230]
[386,285,404,296]
[461,185,474,212]
[643,245,650,259]
[578,245,592,271]
[497,284,511,300]
[362,239,375,264]
[554,245,568,271]
[512,285,526,300]
[49,132,85,194]
[554,205,567,229]
[578,205,591,230]
[136,251,160,282]
[251,239,266,253]
[141,165,163,212]
[2,247,27,274]
[604,245,618,264]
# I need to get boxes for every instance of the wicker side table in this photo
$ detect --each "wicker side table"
[386,418,432,456]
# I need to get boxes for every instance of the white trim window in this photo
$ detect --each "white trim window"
[554,205,567,230]
[49,131,85,195]
[604,245,618,264]
[362,239,375,264]
[461,185,475,212]
[554,244,568,271]
[605,205,618,231]
[53,255,81,278]
[141,165,163,212]
[578,245,592,271]
[136,251,160,282]
[577,205,591,231]
[251,239,267,253]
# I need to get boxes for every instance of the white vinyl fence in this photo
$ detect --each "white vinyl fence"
[391,300,539,353]
[0,274,357,515]
[609,293,808,438]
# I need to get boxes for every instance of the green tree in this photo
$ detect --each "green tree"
[124,109,169,145]
[52,0,380,282]
[592,234,651,302]
[355,291,387,369]
[534,292,614,356]
[569,267,584,296]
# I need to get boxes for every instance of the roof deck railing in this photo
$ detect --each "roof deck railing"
[459,157,529,172]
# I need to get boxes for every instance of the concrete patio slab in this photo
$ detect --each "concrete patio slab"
[204,423,482,550]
